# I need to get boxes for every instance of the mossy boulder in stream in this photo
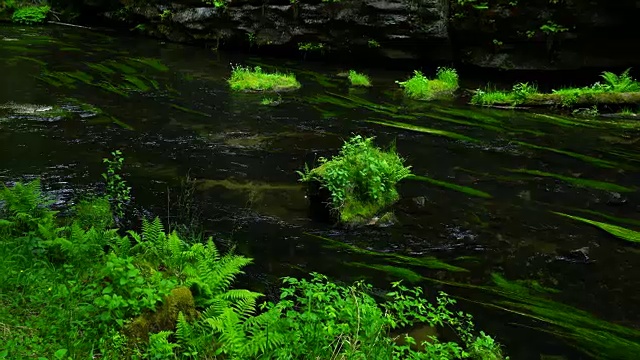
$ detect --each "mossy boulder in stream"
[298,135,411,227]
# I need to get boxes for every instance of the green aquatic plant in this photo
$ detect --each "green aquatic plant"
[228,65,301,92]
[259,95,281,106]
[11,5,50,24]
[553,212,640,244]
[508,169,634,192]
[397,67,459,100]
[408,175,493,198]
[368,39,381,48]
[348,70,372,87]
[298,135,412,225]
[367,119,479,142]
[304,232,469,272]
[475,274,640,360]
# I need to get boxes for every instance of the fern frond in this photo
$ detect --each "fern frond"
[201,254,252,294]
[176,312,195,346]
[142,217,164,244]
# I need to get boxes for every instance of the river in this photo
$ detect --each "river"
[1,24,639,359]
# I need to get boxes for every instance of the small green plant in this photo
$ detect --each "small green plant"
[102,150,131,219]
[260,95,281,106]
[228,65,301,92]
[202,0,227,8]
[620,108,636,116]
[368,39,381,48]
[298,135,412,224]
[11,5,50,24]
[347,70,372,87]
[397,67,459,100]
[298,42,325,52]
[540,21,568,35]
[247,32,256,47]
[159,9,171,21]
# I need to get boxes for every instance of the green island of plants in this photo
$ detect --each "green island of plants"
[0,153,506,359]
[471,69,640,109]
[348,69,372,87]
[397,67,459,100]
[298,135,412,226]
[228,65,301,92]
[2,3,50,24]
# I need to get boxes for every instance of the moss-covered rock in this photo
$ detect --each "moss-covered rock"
[299,136,411,227]
[124,286,197,342]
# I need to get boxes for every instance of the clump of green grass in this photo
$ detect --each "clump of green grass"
[397,67,459,100]
[228,65,301,92]
[471,82,538,106]
[298,135,412,225]
[348,70,372,87]
[259,95,281,106]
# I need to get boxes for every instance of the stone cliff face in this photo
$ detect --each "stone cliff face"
[97,0,640,70]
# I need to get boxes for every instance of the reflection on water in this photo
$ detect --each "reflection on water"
[2,24,640,359]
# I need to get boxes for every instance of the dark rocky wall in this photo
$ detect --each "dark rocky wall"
[92,0,640,70]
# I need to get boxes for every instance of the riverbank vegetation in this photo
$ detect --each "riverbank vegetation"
[471,69,640,108]
[397,67,459,100]
[0,163,506,359]
[298,135,412,226]
[228,65,301,92]
[348,70,372,87]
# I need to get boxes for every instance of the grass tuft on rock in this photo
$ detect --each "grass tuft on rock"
[471,69,640,108]
[228,65,300,92]
[397,67,459,100]
[348,70,372,87]
[298,135,412,225]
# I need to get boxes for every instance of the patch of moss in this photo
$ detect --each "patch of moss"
[298,136,412,226]
[228,65,300,92]
[124,286,197,342]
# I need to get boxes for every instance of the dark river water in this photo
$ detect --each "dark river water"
[2,24,640,359]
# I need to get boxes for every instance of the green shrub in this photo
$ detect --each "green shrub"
[298,135,412,224]
[397,67,459,100]
[11,5,50,25]
[223,273,508,359]
[228,65,301,92]
[348,70,372,87]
